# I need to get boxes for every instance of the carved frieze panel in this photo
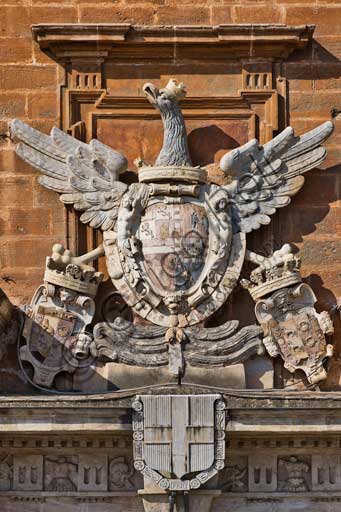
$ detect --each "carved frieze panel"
[109,456,136,491]
[2,451,139,493]
[248,455,277,492]
[78,454,108,492]
[220,456,248,492]
[0,455,12,491]
[278,455,311,492]
[13,455,43,491]
[44,456,78,492]
[4,440,341,495]
[312,455,341,491]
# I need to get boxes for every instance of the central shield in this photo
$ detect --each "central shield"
[104,183,244,327]
[132,394,226,490]
[138,202,209,294]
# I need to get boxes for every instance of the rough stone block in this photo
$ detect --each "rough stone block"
[79,6,156,24]
[0,65,57,91]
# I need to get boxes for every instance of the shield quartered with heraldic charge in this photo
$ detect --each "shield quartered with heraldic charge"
[138,202,209,295]
[132,394,226,490]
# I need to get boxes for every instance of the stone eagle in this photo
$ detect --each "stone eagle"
[10,79,333,237]
[9,79,335,376]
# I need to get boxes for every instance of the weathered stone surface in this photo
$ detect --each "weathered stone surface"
[9,71,334,393]
[0,9,341,512]
[132,395,225,489]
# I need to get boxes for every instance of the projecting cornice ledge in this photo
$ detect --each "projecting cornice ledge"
[32,23,314,62]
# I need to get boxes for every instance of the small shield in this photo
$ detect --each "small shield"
[21,286,92,388]
[135,394,222,480]
[28,305,77,365]
[139,202,209,294]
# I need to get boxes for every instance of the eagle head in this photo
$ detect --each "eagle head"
[143,79,187,111]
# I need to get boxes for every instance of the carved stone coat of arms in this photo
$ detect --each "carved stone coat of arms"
[10,77,334,387]
[132,394,226,491]
[9,77,336,490]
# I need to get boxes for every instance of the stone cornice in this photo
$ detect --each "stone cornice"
[0,388,341,409]
[0,399,341,435]
[0,389,341,435]
[31,23,314,62]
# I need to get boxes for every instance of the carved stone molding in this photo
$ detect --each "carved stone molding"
[32,24,314,62]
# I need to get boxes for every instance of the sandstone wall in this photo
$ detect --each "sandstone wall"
[0,0,340,387]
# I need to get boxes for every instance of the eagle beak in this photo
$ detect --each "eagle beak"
[143,82,159,104]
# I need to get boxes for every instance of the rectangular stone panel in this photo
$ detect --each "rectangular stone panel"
[312,455,341,491]
[13,454,43,491]
[95,117,250,173]
[248,455,277,492]
[78,454,108,492]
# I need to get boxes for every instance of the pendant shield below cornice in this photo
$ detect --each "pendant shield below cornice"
[103,183,246,328]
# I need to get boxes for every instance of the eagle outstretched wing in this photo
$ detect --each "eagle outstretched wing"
[10,119,128,231]
[220,121,334,233]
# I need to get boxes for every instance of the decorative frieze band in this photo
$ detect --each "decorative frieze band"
[220,453,341,493]
[2,444,341,494]
[0,453,141,492]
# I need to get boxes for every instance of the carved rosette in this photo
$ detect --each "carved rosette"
[132,395,226,491]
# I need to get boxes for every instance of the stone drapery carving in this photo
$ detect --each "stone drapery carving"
[9,77,335,390]
[92,317,263,373]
